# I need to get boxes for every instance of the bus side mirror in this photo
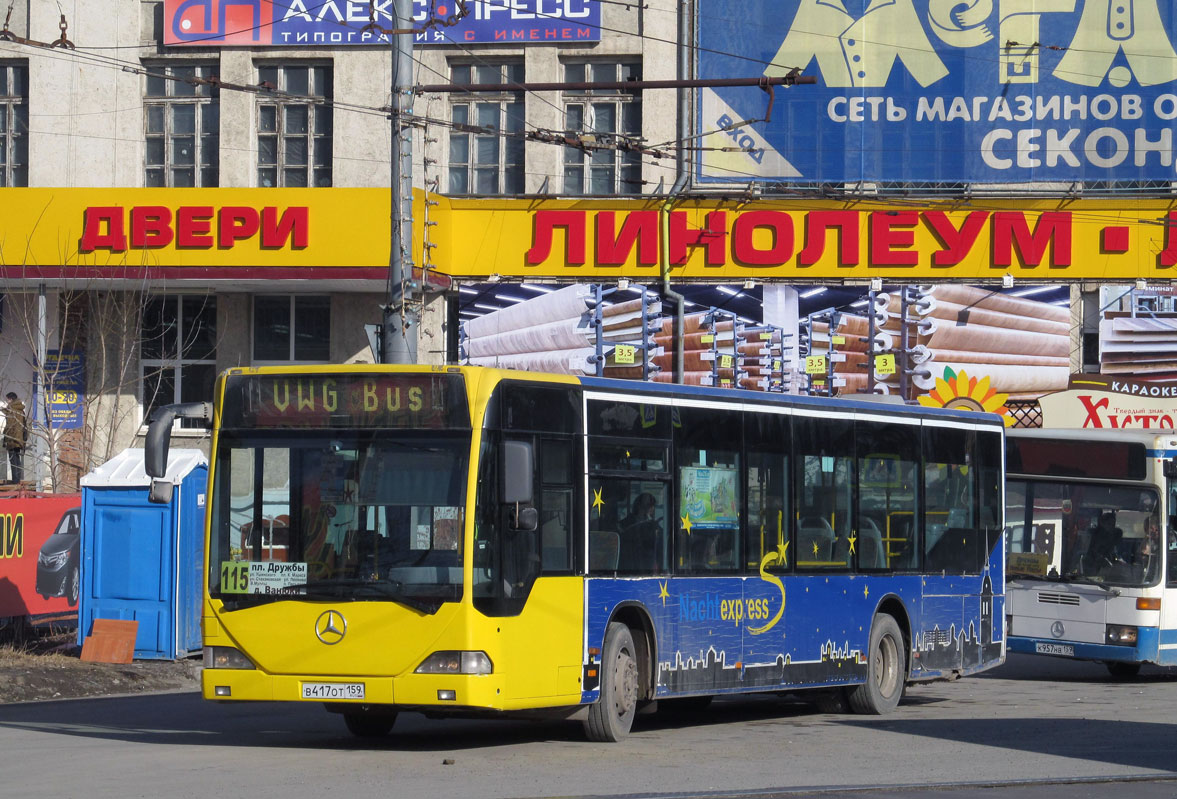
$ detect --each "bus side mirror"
[500,440,534,505]
[501,440,536,530]
[149,480,174,505]
[145,402,212,504]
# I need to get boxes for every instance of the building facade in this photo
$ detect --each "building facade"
[0,0,676,489]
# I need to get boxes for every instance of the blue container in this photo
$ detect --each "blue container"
[78,449,208,660]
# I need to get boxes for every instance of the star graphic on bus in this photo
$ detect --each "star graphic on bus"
[812,540,820,557]
[592,487,604,515]
[864,585,870,599]
[681,514,692,535]
[658,581,669,606]
[848,535,857,554]
[779,541,789,566]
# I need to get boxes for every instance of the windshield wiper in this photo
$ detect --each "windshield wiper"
[1007,570,1049,581]
[286,577,436,612]
[1058,574,1121,596]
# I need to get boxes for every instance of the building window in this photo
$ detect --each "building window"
[257,64,332,187]
[562,60,642,196]
[0,62,28,187]
[253,296,330,362]
[448,62,524,195]
[144,62,220,187]
[140,295,217,429]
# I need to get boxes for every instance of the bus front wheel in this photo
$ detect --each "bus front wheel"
[584,622,639,742]
[848,614,906,715]
[343,710,397,738]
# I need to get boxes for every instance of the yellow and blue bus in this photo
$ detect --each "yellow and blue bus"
[1006,428,1177,676]
[146,365,1005,741]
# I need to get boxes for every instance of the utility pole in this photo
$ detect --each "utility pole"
[382,0,418,365]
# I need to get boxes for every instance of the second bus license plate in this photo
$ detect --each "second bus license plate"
[301,682,365,700]
[1035,643,1074,657]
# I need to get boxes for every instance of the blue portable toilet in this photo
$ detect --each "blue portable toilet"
[78,448,208,660]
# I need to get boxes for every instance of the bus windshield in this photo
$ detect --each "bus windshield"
[209,431,470,611]
[1006,479,1161,588]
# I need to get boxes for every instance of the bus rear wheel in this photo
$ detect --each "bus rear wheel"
[343,710,398,738]
[584,622,639,742]
[848,614,906,715]
[1106,661,1142,679]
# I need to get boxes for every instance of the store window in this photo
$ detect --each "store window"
[144,62,219,187]
[562,60,642,195]
[257,64,332,187]
[253,295,330,362]
[448,61,524,195]
[0,62,28,187]
[140,294,217,429]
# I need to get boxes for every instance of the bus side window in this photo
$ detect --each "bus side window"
[746,411,790,575]
[1168,516,1177,587]
[856,419,919,572]
[923,424,981,574]
[794,414,853,571]
[673,405,741,574]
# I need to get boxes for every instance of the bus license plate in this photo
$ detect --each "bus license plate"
[301,682,365,700]
[1035,643,1074,657]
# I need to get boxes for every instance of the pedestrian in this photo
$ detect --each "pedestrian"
[3,391,28,484]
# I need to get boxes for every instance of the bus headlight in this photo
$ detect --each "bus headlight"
[415,651,493,675]
[1105,625,1138,646]
[203,646,257,669]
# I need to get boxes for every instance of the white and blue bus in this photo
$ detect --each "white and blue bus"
[1006,428,1177,676]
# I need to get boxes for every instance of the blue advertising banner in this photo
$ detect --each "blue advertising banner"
[697,0,1177,184]
[42,350,84,431]
[164,0,601,47]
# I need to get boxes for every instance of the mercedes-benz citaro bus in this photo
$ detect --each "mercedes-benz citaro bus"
[1006,428,1177,676]
[145,365,1006,741]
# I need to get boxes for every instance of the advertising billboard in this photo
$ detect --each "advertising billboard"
[697,0,1177,185]
[0,495,82,625]
[163,0,601,47]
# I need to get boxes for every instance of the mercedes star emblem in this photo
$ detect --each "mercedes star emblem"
[315,610,347,645]
[1050,620,1065,639]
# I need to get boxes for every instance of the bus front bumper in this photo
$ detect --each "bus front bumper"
[201,668,511,709]
[1007,627,1160,665]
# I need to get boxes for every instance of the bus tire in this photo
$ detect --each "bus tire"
[848,614,905,715]
[584,622,639,742]
[343,710,397,738]
[1106,661,1141,679]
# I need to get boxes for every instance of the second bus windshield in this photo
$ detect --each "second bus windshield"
[1007,480,1161,587]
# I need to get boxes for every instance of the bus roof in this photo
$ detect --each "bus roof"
[578,374,1005,428]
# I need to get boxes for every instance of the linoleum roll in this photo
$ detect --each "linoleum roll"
[918,298,1068,336]
[923,349,1069,367]
[465,317,595,357]
[912,362,1069,393]
[916,284,1069,323]
[653,350,717,372]
[464,284,594,338]
[919,317,1068,357]
[468,347,598,374]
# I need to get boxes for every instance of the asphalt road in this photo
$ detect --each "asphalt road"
[1,653,1175,799]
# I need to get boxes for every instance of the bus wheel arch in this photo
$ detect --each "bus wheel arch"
[874,595,912,677]
[609,603,657,702]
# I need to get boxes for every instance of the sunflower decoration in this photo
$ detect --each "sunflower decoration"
[917,367,1014,426]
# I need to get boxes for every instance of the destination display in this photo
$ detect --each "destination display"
[220,372,470,429]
